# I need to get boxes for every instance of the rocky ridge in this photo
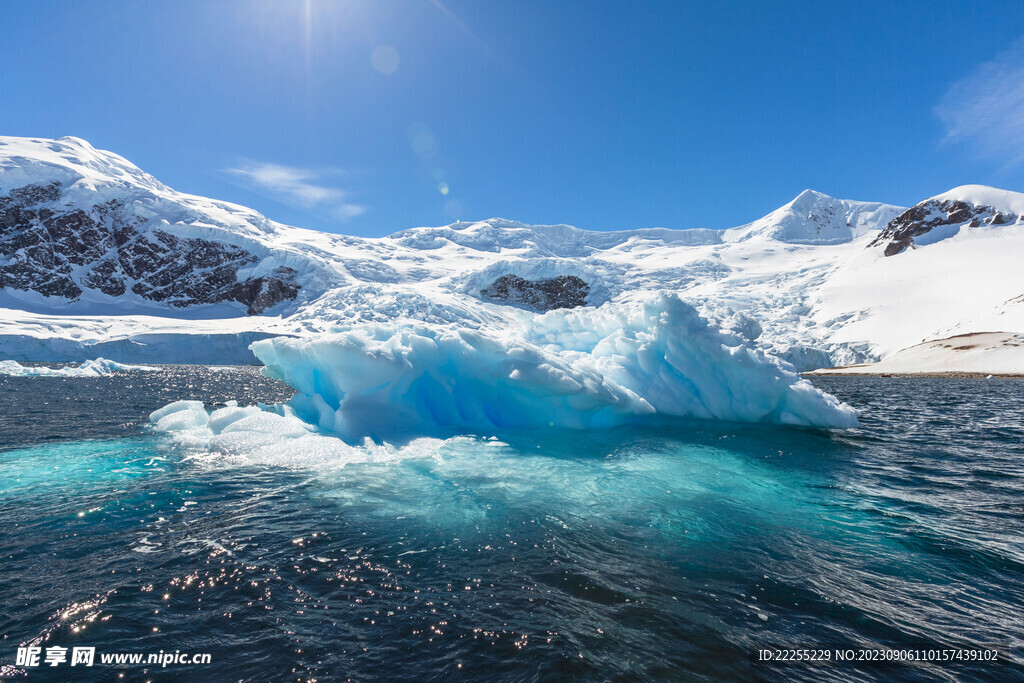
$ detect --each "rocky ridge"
[0,180,300,313]
[869,199,1013,256]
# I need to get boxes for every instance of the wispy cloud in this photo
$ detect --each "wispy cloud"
[936,37,1024,166]
[224,161,366,221]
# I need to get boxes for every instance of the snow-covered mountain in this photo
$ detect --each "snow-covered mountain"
[724,189,902,244]
[0,136,353,316]
[2,135,1023,374]
[869,185,1024,256]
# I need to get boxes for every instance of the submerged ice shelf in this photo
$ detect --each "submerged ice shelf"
[150,399,453,468]
[151,295,858,459]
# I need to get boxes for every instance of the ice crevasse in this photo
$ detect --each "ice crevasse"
[151,295,858,449]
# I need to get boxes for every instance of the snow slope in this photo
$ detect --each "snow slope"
[819,186,1024,356]
[929,185,1024,215]
[808,332,1024,376]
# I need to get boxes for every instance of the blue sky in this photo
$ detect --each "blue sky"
[3,0,1023,236]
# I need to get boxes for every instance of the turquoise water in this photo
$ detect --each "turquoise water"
[1,368,1022,681]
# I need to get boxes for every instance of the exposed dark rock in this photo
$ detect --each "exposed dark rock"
[81,258,126,296]
[8,181,62,205]
[480,274,589,311]
[231,267,301,315]
[868,199,995,256]
[0,182,300,313]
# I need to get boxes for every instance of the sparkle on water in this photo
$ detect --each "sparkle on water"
[1,366,1022,681]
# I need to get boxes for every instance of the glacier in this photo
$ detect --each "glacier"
[0,357,158,377]
[0,135,906,370]
[151,294,858,459]
[6,136,1024,373]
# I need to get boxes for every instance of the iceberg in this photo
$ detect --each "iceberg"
[254,295,857,440]
[0,357,159,377]
[152,295,857,456]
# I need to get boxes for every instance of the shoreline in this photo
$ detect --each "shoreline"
[805,370,1024,379]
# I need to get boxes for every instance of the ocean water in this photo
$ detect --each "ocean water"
[0,367,1022,681]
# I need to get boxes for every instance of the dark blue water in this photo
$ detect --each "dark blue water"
[1,368,1022,681]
